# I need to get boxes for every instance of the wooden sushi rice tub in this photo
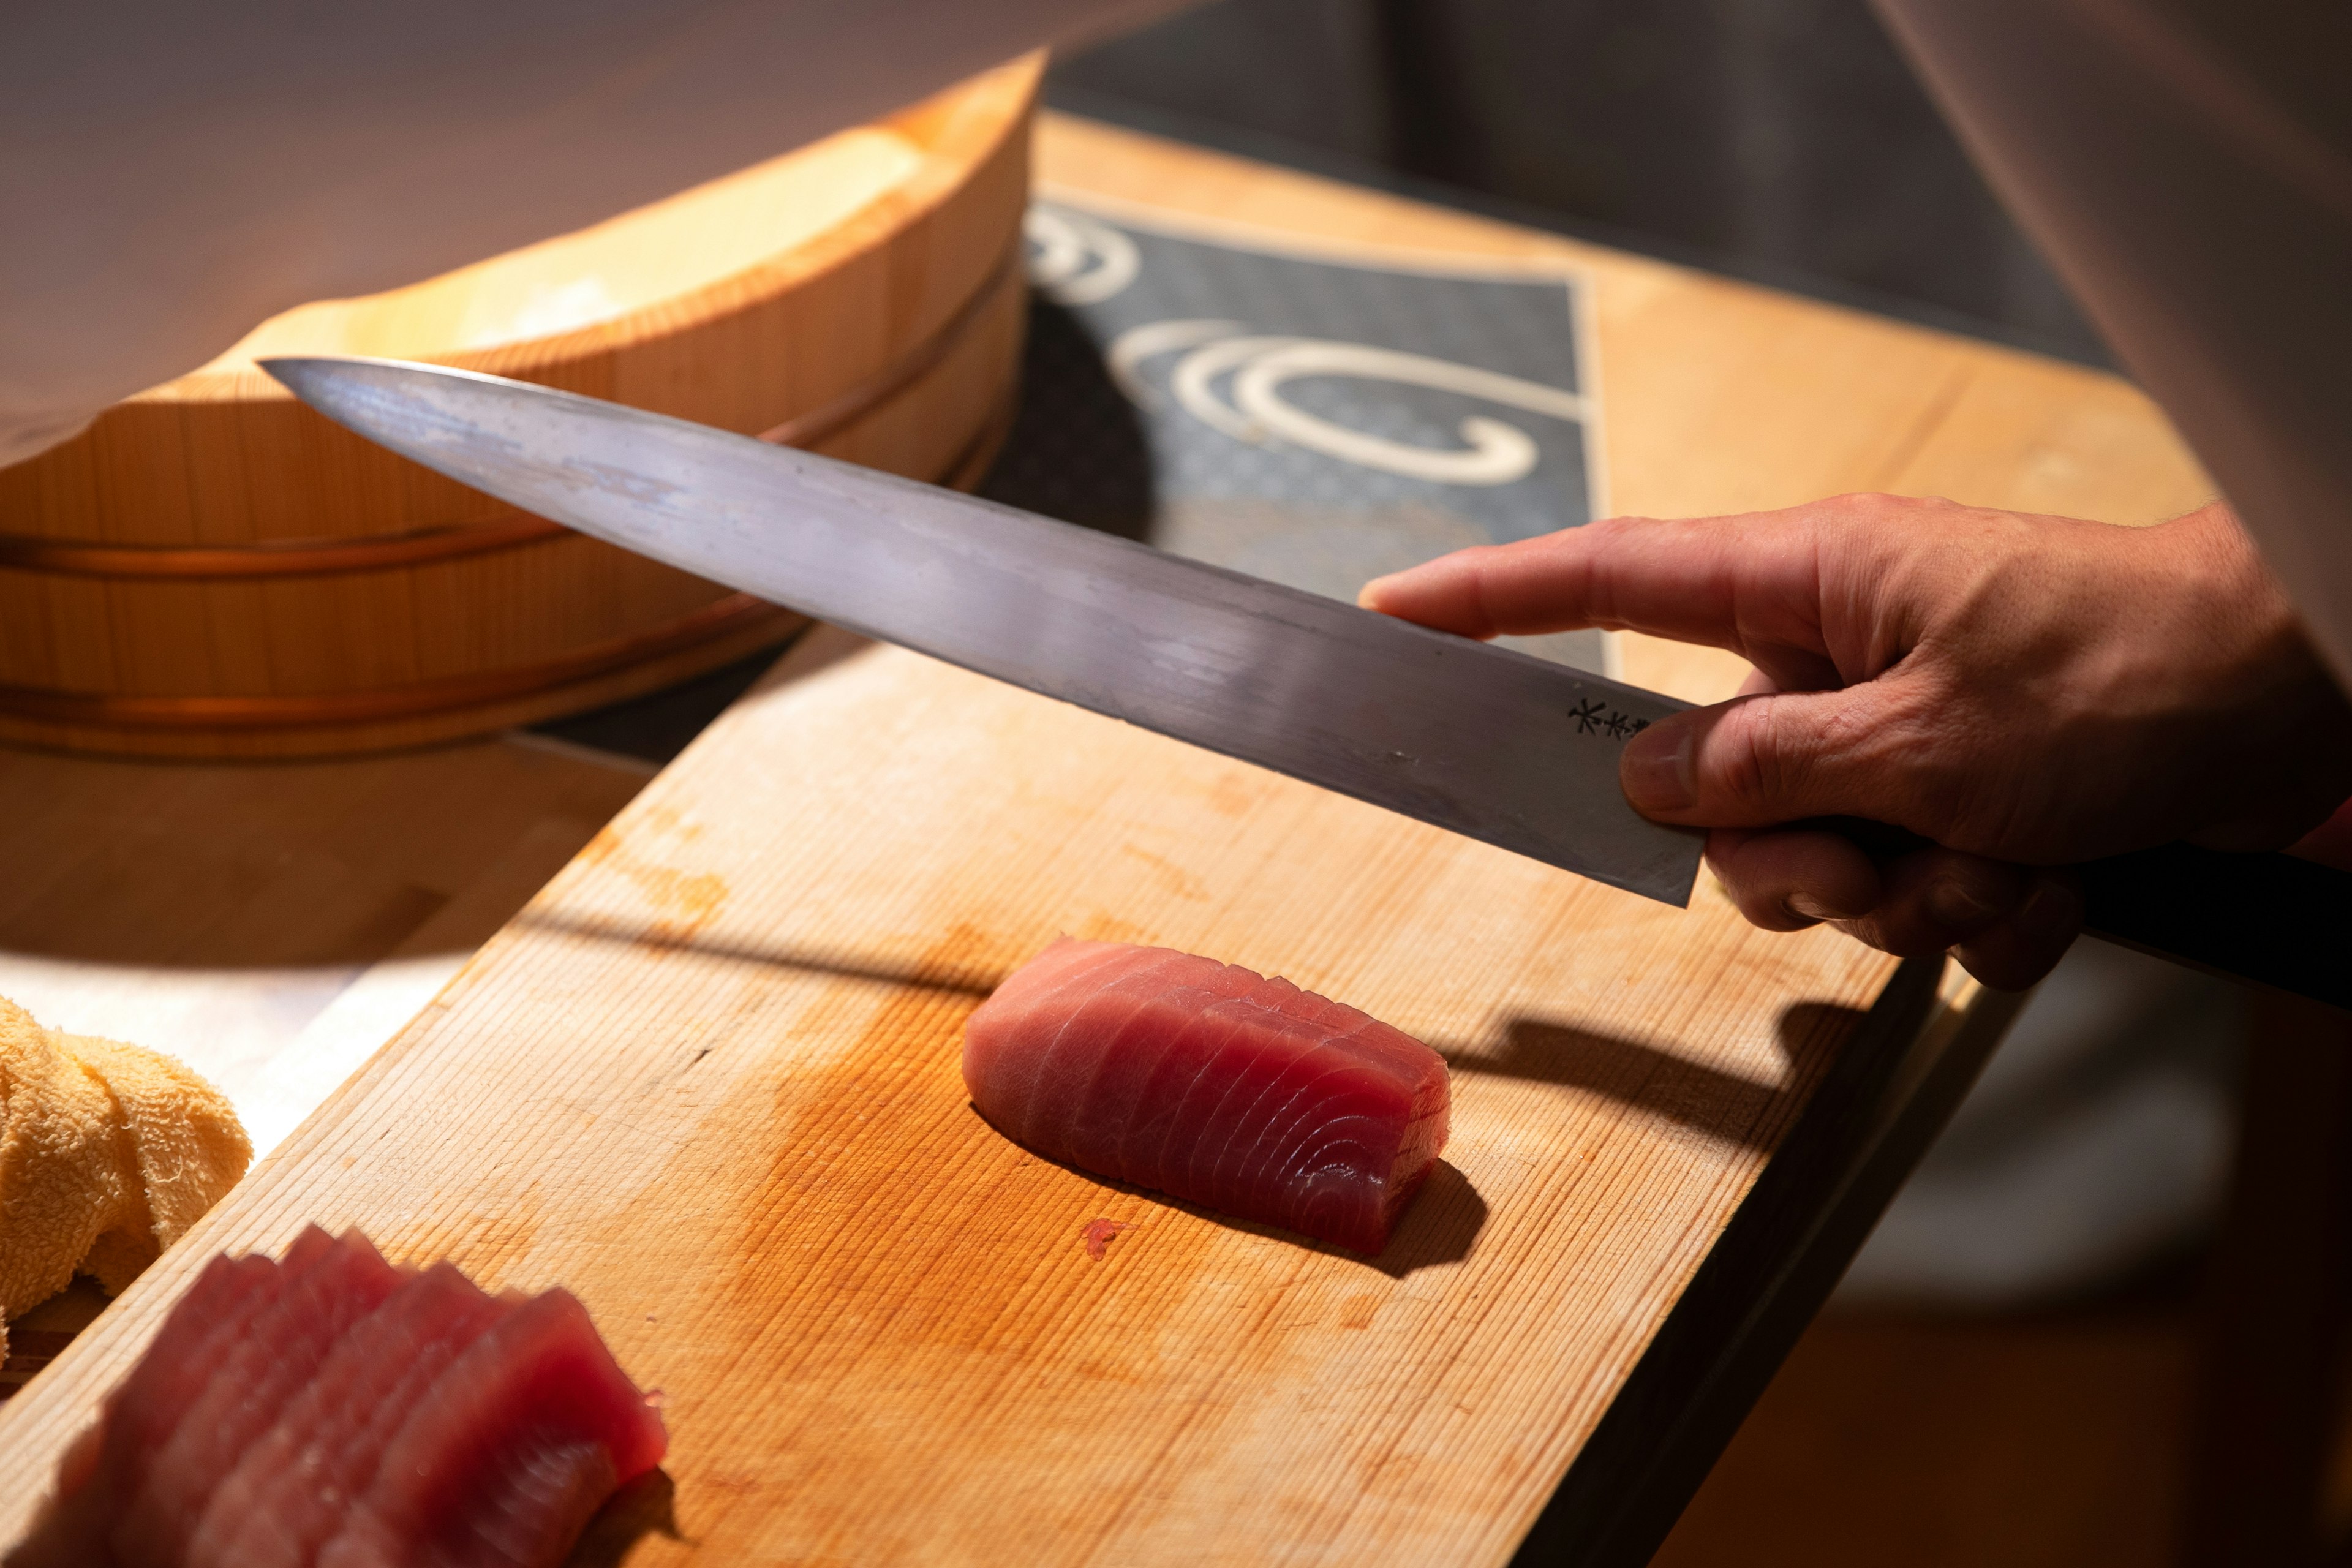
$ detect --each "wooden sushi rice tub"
[0,56,1041,758]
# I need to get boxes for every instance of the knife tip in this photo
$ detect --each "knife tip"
[257,356,327,400]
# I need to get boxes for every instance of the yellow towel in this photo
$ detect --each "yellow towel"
[0,996,251,1360]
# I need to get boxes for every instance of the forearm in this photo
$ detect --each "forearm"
[0,0,1174,466]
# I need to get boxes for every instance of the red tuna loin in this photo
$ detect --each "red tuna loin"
[962,938,1450,1253]
[8,1232,666,1568]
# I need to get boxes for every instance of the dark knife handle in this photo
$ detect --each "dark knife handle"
[1805,820,2349,1008]
[2078,843,2351,1011]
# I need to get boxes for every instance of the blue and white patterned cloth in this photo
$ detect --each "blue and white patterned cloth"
[986,202,1610,674]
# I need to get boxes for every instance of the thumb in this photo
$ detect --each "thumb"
[1621,685,1915,827]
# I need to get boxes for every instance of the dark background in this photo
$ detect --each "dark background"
[1052,0,2112,366]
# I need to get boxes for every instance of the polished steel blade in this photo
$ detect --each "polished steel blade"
[265,356,1703,904]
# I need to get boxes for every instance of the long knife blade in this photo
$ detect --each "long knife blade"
[264,356,1704,905]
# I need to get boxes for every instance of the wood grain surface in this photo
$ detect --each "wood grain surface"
[0,116,2225,1563]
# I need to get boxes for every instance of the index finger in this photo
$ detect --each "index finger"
[1358,507,1852,675]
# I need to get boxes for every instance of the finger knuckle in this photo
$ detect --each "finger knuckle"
[1715,696,1813,806]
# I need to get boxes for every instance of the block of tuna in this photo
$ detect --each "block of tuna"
[7,1227,666,1568]
[962,939,1451,1254]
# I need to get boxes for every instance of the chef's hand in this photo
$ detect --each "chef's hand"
[1360,496,2352,989]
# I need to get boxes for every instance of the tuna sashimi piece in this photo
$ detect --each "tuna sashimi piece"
[184,1262,511,1567]
[318,1287,670,1568]
[8,1232,666,1568]
[121,1228,402,1564]
[963,939,1451,1254]
[88,1249,292,1477]
[4,1248,291,1568]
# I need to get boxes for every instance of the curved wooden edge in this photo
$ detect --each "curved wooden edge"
[0,241,1027,582]
[0,614,805,763]
[0,594,790,731]
[0,514,571,579]
[432,53,1042,395]
[0,373,1022,749]
[129,54,1046,412]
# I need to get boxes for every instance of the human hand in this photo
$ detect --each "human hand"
[1360,496,2352,988]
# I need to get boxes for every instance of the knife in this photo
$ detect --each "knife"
[265,357,2351,1009]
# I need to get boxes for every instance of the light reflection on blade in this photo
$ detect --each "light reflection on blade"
[263,355,1702,906]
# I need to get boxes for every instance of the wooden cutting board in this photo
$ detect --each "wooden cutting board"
[0,620,1902,1563]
